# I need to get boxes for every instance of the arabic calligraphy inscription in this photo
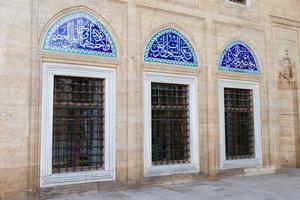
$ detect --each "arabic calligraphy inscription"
[219,41,259,74]
[144,28,198,67]
[43,12,117,57]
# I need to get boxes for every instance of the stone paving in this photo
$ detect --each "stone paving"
[51,169,300,200]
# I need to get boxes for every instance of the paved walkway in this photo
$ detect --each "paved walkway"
[52,169,300,200]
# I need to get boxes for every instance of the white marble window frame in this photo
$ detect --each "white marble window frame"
[143,72,199,177]
[218,79,262,170]
[225,0,251,8]
[40,63,116,187]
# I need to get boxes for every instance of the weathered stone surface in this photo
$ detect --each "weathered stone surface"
[1,0,300,199]
[50,169,300,200]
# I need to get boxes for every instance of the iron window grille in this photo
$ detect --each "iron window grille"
[224,88,255,160]
[151,82,190,166]
[52,76,105,173]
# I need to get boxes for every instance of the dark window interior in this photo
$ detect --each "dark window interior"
[52,76,105,173]
[229,0,247,5]
[224,88,255,160]
[151,82,190,166]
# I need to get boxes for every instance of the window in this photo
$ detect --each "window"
[151,83,190,165]
[224,88,254,160]
[144,73,199,177]
[225,0,251,7]
[229,0,246,5]
[52,76,105,174]
[41,63,116,187]
[219,79,262,169]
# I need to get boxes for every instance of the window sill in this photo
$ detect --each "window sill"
[144,163,199,177]
[40,170,115,188]
[221,158,261,170]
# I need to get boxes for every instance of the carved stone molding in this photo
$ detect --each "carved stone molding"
[278,49,296,89]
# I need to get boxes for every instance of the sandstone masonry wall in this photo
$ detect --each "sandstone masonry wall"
[0,0,300,199]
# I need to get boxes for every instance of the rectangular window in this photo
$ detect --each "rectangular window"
[225,0,251,7]
[224,88,255,160]
[144,72,199,177]
[229,0,246,5]
[52,76,105,173]
[151,83,190,166]
[41,63,116,187]
[219,79,262,169]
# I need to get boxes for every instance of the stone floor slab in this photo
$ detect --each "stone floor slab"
[49,169,300,200]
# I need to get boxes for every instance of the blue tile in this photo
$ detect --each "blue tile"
[144,28,198,67]
[218,41,259,74]
[43,12,117,58]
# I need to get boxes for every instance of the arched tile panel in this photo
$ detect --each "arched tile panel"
[144,28,198,67]
[43,12,117,58]
[219,41,260,74]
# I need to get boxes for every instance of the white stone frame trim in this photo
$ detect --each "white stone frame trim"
[225,0,251,8]
[40,63,116,187]
[218,79,262,170]
[143,72,199,177]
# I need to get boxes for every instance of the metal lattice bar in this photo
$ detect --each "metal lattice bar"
[52,76,105,173]
[151,82,190,166]
[224,88,255,160]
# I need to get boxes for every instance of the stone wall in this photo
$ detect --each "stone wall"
[0,0,33,199]
[0,0,300,199]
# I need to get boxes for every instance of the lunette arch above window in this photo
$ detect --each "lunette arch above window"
[218,40,260,74]
[144,28,198,67]
[43,12,117,58]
